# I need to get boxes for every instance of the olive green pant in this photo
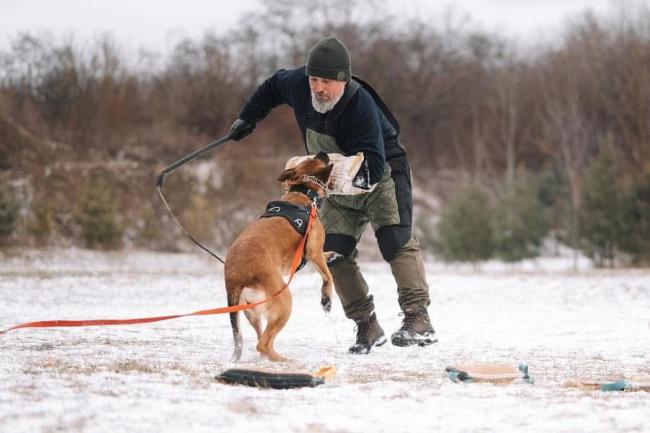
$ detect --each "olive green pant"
[328,237,430,320]
[322,165,430,321]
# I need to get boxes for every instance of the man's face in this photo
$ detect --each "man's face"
[309,76,346,113]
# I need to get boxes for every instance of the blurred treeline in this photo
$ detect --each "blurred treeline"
[0,0,649,266]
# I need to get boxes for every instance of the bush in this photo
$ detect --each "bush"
[434,183,494,262]
[181,194,216,242]
[537,165,572,243]
[76,179,122,249]
[493,175,551,262]
[135,207,162,248]
[578,146,633,267]
[623,172,650,263]
[26,199,55,241]
[0,184,20,238]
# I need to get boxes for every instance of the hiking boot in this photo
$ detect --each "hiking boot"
[349,313,387,354]
[391,307,438,347]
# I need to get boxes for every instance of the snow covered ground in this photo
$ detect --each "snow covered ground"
[1,248,649,433]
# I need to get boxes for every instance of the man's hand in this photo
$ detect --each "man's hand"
[351,159,372,191]
[229,118,255,141]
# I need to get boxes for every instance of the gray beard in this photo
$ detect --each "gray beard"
[311,89,344,113]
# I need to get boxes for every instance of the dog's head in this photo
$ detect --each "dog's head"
[278,152,334,196]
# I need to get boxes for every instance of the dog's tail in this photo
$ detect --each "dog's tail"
[227,289,243,362]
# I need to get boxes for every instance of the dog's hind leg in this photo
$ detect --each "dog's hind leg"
[227,286,243,362]
[229,311,242,361]
[257,278,292,362]
[243,308,262,339]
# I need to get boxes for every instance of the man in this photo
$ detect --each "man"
[229,36,436,354]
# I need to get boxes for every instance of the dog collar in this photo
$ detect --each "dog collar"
[289,185,324,208]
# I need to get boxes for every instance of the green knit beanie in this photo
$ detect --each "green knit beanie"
[305,37,351,82]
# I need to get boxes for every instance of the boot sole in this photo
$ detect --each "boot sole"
[391,336,438,347]
[349,335,388,354]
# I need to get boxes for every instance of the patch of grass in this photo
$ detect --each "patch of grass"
[300,423,349,433]
[31,342,56,351]
[22,358,99,376]
[111,360,155,374]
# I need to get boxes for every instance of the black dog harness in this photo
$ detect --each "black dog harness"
[260,201,313,271]
[261,201,311,237]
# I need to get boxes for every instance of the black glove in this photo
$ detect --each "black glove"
[352,159,372,191]
[229,118,255,141]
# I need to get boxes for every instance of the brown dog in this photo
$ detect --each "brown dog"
[224,152,334,362]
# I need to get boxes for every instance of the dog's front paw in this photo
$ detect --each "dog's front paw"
[321,296,332,313]
[324,251,343,266]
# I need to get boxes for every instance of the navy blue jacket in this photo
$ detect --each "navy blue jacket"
[239,67,397,185]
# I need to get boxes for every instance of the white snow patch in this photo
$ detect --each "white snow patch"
[1,248,649,433]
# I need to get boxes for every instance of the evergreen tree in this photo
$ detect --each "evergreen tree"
[493,175,551,262]
[578,146,632,267]
[0,184,19,238]
[622,173,650,263]
[537,165,572,246]
[435,184,494,262]
[76,180,122,249]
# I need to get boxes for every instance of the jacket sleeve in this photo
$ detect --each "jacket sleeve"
[339,91,386,185]
[238,68,298,124]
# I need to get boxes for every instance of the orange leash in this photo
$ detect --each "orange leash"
[0,206,317,335]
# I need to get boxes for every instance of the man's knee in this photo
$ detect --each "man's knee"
[376,226,411,262]
[324,234,357,267]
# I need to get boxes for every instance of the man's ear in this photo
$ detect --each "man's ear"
[278,168,297,182]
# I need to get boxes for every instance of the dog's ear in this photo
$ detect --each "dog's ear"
[314,151,329,165]
[278,168,297,182]
[317,163,334,182]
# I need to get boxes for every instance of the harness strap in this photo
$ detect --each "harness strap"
[261,201,311,236]
[0,207,318,335]
[260,201,311,271]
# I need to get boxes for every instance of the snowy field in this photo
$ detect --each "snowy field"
[1,248,649,433]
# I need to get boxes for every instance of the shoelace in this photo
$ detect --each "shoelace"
[397,311,419,330]
[353,320,372,344]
